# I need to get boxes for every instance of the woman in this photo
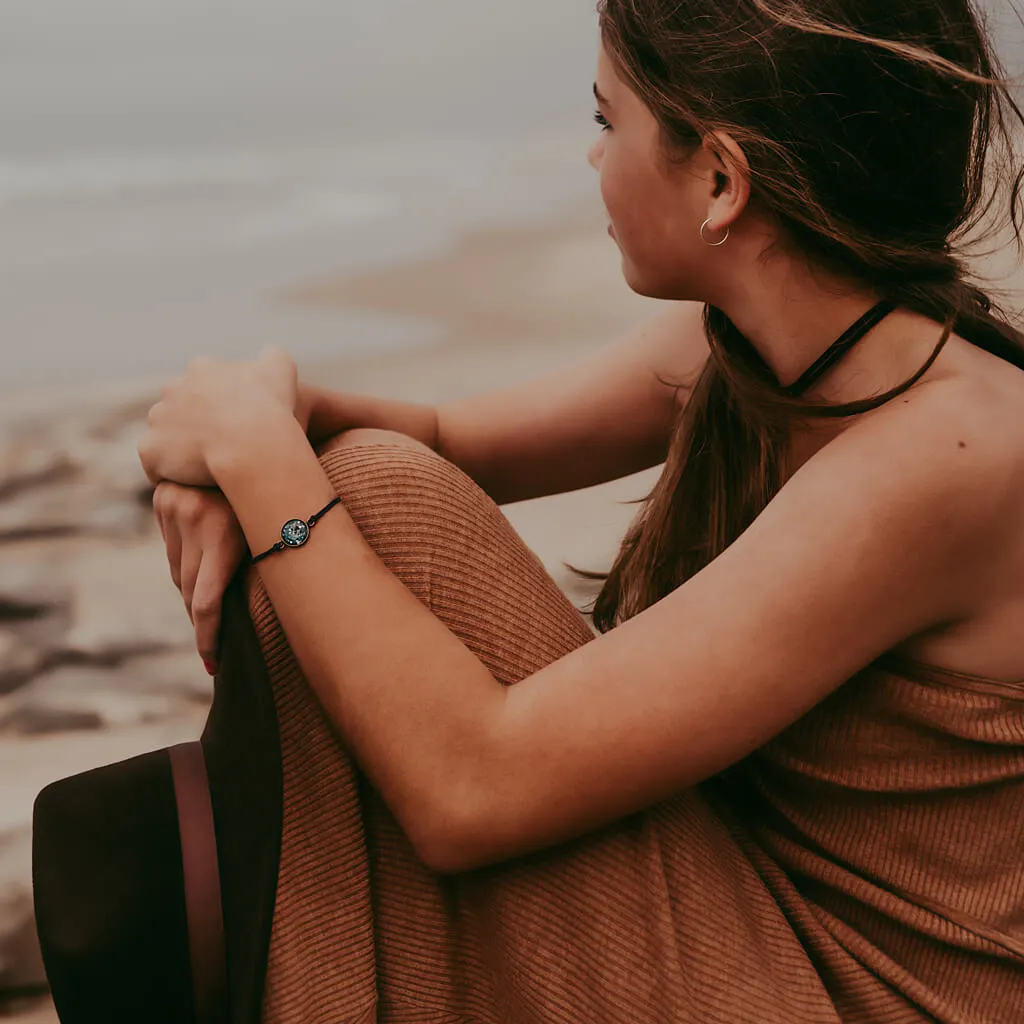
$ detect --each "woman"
[138,0,1024,1020]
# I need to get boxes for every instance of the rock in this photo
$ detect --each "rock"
[0,633,46,697]
[0,395,154,544]
[0,704,105,736]
[0,560,68,622]
[126,648,214,704]
[0,652,211,737]
[0,536,200,684]
[0,828,45,994]
[60,540,196,660]
[0,552,70,695]
[69,421,153,499]
[0,434,77,504]
[0,476,149,543]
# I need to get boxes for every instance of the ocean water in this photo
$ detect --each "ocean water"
[0,0,604,390]
[2,0,1023,391]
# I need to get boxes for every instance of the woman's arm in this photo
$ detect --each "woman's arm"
[300,301,709,505]
[140,354,1011,874]
[199,376,1008,875]
[436,300,708,504]
[154,304,706,671]
[302,386,440,452]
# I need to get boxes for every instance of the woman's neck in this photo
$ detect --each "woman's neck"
[715,256,887,395]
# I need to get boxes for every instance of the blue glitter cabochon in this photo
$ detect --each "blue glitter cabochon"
[281,519,310,548]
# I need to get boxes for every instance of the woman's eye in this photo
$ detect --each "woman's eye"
[593,110,611,131]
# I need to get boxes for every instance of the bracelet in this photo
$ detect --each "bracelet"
[251,497,343,564]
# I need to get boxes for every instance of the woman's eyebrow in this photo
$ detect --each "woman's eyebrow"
[593,83,612,108]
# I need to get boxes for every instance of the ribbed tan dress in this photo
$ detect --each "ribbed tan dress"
[251,440,1024,1024]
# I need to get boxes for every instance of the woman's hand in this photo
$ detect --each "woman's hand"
[138,346,299,488]
[153,482,248,673]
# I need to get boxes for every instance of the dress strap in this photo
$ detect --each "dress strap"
[782,300,897,397]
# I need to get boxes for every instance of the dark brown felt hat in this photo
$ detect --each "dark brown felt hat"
[31,573,281,1024]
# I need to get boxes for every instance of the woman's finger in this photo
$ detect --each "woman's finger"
[179,536,203,624]
[256,345,298,410]
[153,491,168,544]
[191,550,231,671]
[161,508,184,593]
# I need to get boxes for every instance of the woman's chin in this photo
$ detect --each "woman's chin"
[616,252,643,292]
[619,258,666,300]
[619,256,701,302]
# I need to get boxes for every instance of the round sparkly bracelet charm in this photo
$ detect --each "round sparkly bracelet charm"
[280,519,311,548]
[252,497,342,565]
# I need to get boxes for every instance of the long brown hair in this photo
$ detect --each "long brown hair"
[576,0,1024,633]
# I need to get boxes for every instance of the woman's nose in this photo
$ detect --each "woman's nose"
[587,136,605,171]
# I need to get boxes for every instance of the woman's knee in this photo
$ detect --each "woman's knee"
[311,431,596,681]
[317,428,435,458]
[317,428,465,513]
[316,427,478,523]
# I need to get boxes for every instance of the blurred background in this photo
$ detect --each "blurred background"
[1,0,621,388]
[1,1,1023,1019]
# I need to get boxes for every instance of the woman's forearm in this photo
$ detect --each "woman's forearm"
[209,416,505,870]
[301,383,440,451]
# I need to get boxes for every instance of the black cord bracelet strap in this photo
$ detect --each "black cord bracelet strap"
[251,497,343,564]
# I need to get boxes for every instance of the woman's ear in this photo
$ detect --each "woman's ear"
[703,131,751,229]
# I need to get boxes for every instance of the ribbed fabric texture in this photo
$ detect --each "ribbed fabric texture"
[247,440,1024,1024]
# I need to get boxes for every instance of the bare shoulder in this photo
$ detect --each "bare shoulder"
[869,366,1020,456]
[922,329,1024,444]
[825,365,1023,543]
[827,350,1024,677]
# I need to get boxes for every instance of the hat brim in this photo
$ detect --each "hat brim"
[33,572,282,1024]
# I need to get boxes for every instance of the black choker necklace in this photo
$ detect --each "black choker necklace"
[781,300,897,397]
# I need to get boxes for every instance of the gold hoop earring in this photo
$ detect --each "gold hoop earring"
[700,218,730,247]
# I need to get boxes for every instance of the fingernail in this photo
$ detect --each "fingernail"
[203,658,217,676]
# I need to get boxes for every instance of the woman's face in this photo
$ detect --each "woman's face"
[588,42,721,302]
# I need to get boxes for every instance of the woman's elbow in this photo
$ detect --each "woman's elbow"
[415,796,496,875]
